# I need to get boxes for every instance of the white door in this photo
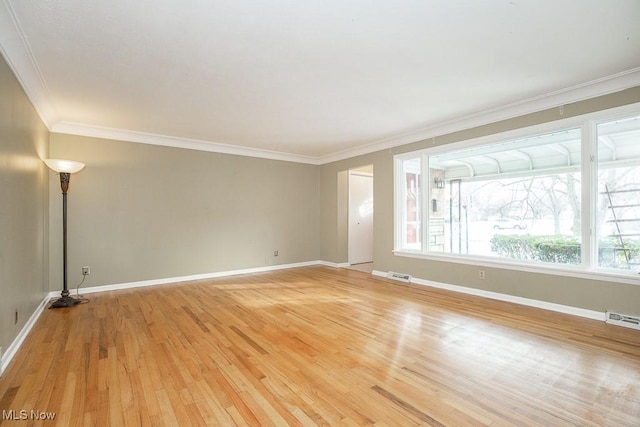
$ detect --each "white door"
[349,173,374,264]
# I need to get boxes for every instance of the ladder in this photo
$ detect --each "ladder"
[603,185,640,269]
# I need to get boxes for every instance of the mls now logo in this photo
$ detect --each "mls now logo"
[2,410,56,420]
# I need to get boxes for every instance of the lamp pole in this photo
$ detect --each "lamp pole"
[50,172,80,308]
[45,158,85,309]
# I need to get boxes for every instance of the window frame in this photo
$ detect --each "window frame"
[393,102,640,286]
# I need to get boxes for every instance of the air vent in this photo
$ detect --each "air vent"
[388,272,412,283]
[605,311,640,330]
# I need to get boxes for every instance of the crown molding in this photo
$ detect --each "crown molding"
[52,69,640,166]
[0,0,58,127]
[51,122,320,164]
[316,67,640,164]
[2,0,639,165]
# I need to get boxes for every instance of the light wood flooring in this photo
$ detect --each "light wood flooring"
[1,266,639,426]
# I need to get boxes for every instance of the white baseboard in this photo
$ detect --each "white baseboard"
[1,296,49,376]
[372,270,604,321]
[319,260,350,268]
[48,260,327,298]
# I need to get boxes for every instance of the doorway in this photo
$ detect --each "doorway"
[348,168,374,266]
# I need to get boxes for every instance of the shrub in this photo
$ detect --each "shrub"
[490,234,640,267]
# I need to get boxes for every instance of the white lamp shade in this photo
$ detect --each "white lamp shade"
[44,159,86,174]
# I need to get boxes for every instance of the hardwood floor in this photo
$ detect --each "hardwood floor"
[1,266,639,426]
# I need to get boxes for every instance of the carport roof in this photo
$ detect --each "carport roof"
[430,116,640,181]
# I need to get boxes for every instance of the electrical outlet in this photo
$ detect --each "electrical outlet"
[82,266,91,275]
[478,270,486,280]
[274,250,278,257]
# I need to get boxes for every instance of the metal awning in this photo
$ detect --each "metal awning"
[430,116,640,181]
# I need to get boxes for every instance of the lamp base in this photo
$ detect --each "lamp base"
[49,295,81,309]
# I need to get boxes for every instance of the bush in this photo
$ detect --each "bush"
[490,235,640,267]
[490,235,581,264]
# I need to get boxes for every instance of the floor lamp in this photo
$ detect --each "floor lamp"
[45,158,86,309]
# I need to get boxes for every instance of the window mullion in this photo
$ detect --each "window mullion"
[582,121,595,269]
[393,157,401,250]
[421,154,429,253]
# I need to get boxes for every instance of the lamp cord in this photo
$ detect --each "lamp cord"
[74,274,91,304]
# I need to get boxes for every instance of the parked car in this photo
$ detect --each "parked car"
[492,218,527,230]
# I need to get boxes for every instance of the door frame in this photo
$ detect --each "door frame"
[348,170,374,265]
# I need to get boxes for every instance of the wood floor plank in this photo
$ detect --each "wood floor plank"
[1,266,639,426]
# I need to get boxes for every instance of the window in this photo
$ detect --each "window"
[427,129,582,264]
[395,107,640,279]
[398,157,422,250]
[596,115,640,272]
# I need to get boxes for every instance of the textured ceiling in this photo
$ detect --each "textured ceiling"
[1,0,639,163]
